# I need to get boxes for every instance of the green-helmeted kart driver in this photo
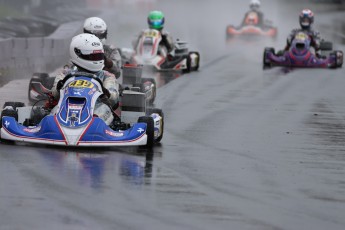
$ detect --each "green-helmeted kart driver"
[133,10,175,57]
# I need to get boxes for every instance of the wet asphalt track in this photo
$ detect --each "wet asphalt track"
[1,0,345,229]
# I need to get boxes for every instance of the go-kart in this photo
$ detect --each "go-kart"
[226,12,277,40]
[28,64,157,105]
[263,32,343,69]
[1,73,164,148]
[130,29,200,73]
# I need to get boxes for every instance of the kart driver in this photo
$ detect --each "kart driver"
[83,17,122,78]
[241,0,264,27]
[51,33,120,126]
[133,10,175,59]
[283,9,322,57]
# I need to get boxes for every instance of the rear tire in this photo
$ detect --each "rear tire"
[0,108,18,129]
[3,102,25,109]
[335,50,343,68]
[138,116,154,149]
[263,48,274,70]
[189,51,200,71]
[182,54,192,73]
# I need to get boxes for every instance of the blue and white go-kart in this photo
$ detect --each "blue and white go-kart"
[0,73,163,148]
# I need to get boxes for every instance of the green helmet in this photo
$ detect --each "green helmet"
[147,11,165,30]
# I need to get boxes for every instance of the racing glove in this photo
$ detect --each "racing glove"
[56,80,64,91]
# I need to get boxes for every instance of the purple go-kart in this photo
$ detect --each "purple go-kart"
[263,32,343,69]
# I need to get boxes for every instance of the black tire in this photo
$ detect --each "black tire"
[2,102,25,110]
[189,51,200,71]
[263,47,274,70]
[138,116,154,149]
[336,50,343,68]
[147,108,164,143]
[182,54,192,73]
[0,108,18,129]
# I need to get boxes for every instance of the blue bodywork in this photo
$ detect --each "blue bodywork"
[1,76,148,146]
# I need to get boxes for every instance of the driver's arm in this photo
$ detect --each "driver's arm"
[104,46,122,79]
[103,71,120,107]
[51,71,67,99]
[311,31,321,50]
[285,30,296,50]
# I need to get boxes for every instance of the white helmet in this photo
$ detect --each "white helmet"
[70,33,104,72]
[250,0,260,10]
[83,17,108,44]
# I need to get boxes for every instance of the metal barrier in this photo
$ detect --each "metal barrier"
[0,21,82,83]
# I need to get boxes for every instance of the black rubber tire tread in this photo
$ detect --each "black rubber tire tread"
[263,48,274,70]
[146,108,164,143]
[182,54,192,73]
[0,109,18,129]
[190,51,200,71]
[138,116,155,149]
[3,102,25,109]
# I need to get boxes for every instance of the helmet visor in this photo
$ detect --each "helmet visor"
[75,48,104,61]
[148,18,164,28]
[301,18,311,26]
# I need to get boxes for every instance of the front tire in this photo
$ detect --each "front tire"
[138,116,154,149]
[146,108,164,143]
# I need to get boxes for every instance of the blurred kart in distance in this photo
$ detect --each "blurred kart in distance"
[226,11,277,41]
[263,31,343,69]
[124,29,200,73]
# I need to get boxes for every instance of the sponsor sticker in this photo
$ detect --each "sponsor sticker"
[23,126,41,133]
[105,129,124,137]
[69,80,94,88]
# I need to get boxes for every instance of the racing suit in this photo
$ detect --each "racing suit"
[241,10,264,28]
[285,28,321,56]
[51,66,120,126]
[103,44,122,79]
[133,30,175,57]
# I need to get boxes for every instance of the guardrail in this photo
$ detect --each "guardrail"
[0,20,82,83]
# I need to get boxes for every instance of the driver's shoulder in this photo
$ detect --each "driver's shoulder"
[98,70,116,79]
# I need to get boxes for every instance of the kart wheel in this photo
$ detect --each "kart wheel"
[146,108,164,143]
[2,102,25,110]
[182,54,192,73]
[0,108,18,129]
[189,52,200,71]
[263,48,274,70]
[330,51,343,68]
[335,50,343,68]
[138,116,154,149]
